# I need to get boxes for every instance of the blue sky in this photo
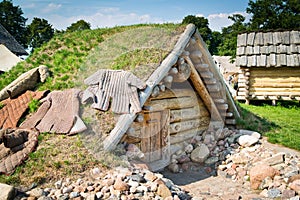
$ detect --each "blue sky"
[13,0,250,32]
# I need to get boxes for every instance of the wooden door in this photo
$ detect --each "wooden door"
[140,110,170,171]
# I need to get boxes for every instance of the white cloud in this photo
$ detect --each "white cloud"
[46,10,164,30]
[206,12,250,32]
[41,3,62,14]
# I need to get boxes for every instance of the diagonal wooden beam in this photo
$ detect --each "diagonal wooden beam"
[184,55,224,125]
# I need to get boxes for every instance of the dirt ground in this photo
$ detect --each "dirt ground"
[161,138,300,200]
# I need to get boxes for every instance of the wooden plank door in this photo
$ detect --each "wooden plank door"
[140,110,170,171]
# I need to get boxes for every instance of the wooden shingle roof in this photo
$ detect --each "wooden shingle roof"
[0,23,27,56]
[236,31,300,68]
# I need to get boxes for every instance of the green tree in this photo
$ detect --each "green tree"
[182,15,212,51]
[0,0,27,47]
[66,19,91,32]
[218,14,247,58]
[247,0,300,30]
[27,17,54,49]
[210,31,222,55]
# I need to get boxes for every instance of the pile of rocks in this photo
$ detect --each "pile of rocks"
[217,136,300,199]
[167,128,240,173]
[167,128,300,199]
[9,167,190,200]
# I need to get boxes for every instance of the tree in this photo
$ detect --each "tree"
[182,15,212,50]
[247,0,300,30]
[27,17,54,49]
[66,19,91,32]
[218,14,247,58]
[210,31,222,55]
[0,0,27,47]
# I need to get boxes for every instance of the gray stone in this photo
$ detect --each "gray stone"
[37,196,52,200]
[282,189,296,199]
[58,194,69,200]
[62,186,73,194]
[191,144,210,163]
[261,153,285,166]
[290,196,300,200]
[204,156,219,165]
[55,180,63,189]
[284,165,299,178]
[27,188,46,198]
[184,144,193,154]
[168,163,180,173]
[237,135,259,147]
[129,174,146,183]
[69,192,79,198]
[0,183,16,200]
[267,188,281,198]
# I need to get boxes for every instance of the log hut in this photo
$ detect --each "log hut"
[85,24,240,171]
[0,23,28,73]
[236,30,300,105]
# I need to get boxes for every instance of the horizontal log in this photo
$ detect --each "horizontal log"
[169,117,210,134]
[250,70,300,77]
[250,92,300,96]
[150,88,198,100]
[145,96,200,112]
[170,106,209,123]
[249,95,300,100]
[250,83,300,88]
[249,88,300,92]
[250,78,300,84]
[170,127,206,145]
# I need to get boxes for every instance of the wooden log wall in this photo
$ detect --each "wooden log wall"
[123,87,210,147]
[237,67,300,102]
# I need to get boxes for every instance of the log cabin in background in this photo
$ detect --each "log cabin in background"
[236,30,300,105]
[0,23,28,73]
[93,24,240,171]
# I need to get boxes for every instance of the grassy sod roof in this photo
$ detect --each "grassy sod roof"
[0,23,27,56]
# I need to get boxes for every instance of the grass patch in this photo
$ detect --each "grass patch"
[237,101,300,151]
[0,133,101,187]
